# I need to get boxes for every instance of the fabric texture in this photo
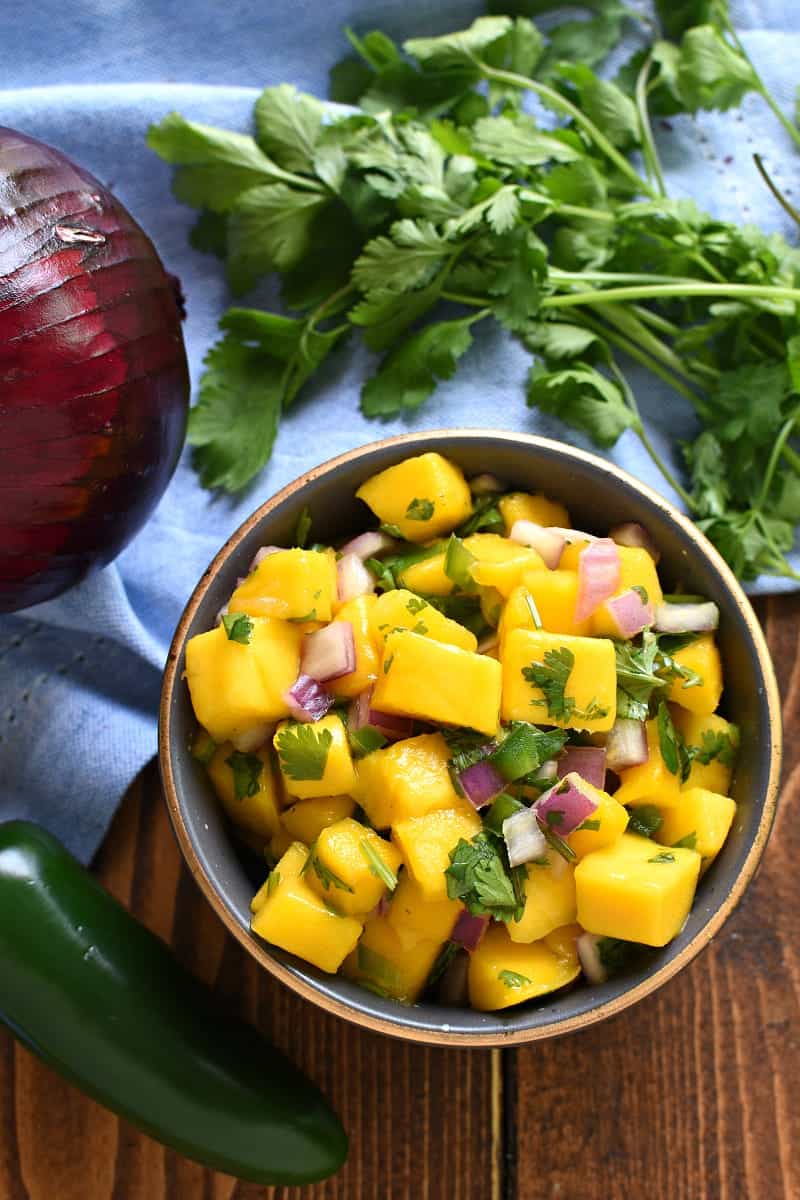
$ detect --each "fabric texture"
[2,1,799,860]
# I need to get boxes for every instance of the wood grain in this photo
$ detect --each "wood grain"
[0,596,797,1199]
[513,595,800,1200]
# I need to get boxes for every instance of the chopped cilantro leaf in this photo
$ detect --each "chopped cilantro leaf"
[274,722,333,780]
[445,833,523,922]
[383,653,394,674]
[225,750,263,800]
[288,608,317,622]
[541,824,577,862]
[657,700,691,781]
[498,969,531,989]
[406,595,428,614]
[648,851,676,863]
[693,727,739,767]
[267,869,281,896]
[360,839,398,890]
[221,612,254,644]
[672,831,698,850]
[406,497,435,521]
[302,844,354,892]
[380,522,404,539]
[366,557,396,591]
[627,805,663,838]
[631,585,649,605]
[523,647,608,723]
[577,817,601,831]
[293,506,312,548]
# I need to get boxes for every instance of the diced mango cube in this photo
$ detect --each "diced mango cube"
[229,549,336,621]
[328,594,381,699]
[281,794,355,845]
[185,618,301,744]
[501,627,616,732]
[387,870,461,949]
[591,547,663,636]
[558,539,592,571]
[468,923,580,1012]
[612,719,683,809]
[343,917,442,1003]
[352,732,461,829]
[501,572,590,646]
[372,630,502,736]
[305,817,402,916]
[267,826,294,862]
[575,832,701,947]
[498,491,570,535]
[656,787,736,865]
[273,713,356,800]
[667,634,723,715]
[671,709,738,794]
[392,804,482,899]
[356,453,472,543]
[507,858,577,944]
[370,589,477,652]
[397,546,452,596]
[465,533,545,597]
[566,788,629,859]
[207,743,281,838]
[251,842,307,913]
[251,855,363,973]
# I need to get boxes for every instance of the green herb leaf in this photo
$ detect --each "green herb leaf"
[657,700,691,781]
[577,818,602,831]
[360,839,398,890]
[445,833,524,922]
[627,805,663,838]
[361,317,477,417]
[302,844,355,893]
[406,498,435,521]
[498,969,532,989]
[225,751,263,800]
[526,364,636,450]
[693,727,739,767]
[293,506,312,548]
[253,84,324,172]
[672,831,699,850]
[648,851,676,864]
[267,869,281,896]
[676,25,759,113]
[221,612,254,644]
[523,646,575,722]
[275,723,333,780]
[443,533,479,592]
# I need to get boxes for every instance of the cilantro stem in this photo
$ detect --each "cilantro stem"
[543,281,800,309]
[635,55,667,197]
[615,368,697,511]
[781,443,800,475]
[441,290,492,307]
[753,153,800,228]
[721,17,800,152]
[632,306,680,337]
[757,415,799,510]
[476,62,655,198]
[590,302,696,383]
[577,310,702,405]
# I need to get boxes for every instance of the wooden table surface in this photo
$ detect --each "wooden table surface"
[1,595,798,1200]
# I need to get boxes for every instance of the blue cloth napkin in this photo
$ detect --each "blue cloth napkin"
[2,0,799,862]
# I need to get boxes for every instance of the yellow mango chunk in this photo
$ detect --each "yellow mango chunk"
[468,923,580,1012]
[185,618,301,744]
[397,546,452,596]
[392,804,482,899]
[667,634,723,716]
[544,923,582,961]
[566,788,629,860]
[465,533,545,597]
[504,572,590,644]
[305,817,402,917]
[328,594,381,699]
[207,742,281,837]
[356,452,472,543]
[229,548,336,621]
[343,916,442,1003]
[591,547,663,636]
[267,826,293,862]
[656,787,736,865]
[273,713,356,800]
[387,870,461,949]
[498,491,570,534]
[281,794,355,845]
[575,832,701,947]
[352,732,461,829]
[251,842,307,913]
[370,588,477,652]
[612,719,683,809]
[559,539,592,571]
[508,858,577,944]
[501,627,616,732]
[671,708,738,794]
[372,630,502,736]
[251,850,363,972]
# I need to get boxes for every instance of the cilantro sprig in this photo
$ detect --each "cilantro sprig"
[445,832,525,923]
[274,722,333,780]
[149,4,800,583]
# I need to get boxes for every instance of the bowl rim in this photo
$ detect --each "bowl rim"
[159,429,781,1047]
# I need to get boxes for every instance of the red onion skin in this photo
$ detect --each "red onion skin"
[0,127,189,612]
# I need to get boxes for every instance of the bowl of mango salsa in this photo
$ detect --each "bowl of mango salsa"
[160,431,780,1045]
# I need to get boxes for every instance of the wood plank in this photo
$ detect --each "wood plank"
[0,762,499,1200]
[512,594,800,1200]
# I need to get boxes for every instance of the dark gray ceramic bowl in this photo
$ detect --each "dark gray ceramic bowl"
[159,430,781,1046]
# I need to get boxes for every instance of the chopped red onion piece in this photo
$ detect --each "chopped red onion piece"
[609,521,660,563]
[452,910,489,951]
[533,772,599,836]
[458,760,505,809]
[502,808,548,867]
[249,545,282,572]
[347,687,414,742]
[339,530,397,560]
[576,932,608,984]
[284,674,334,723]
[337,552,375,603]
[575,538,621,621]
[230,723,273,753]
[469,473,506,495]
[606,587,654,638]
[301,621,356,682]
[653,601,719,634]
[509,520,566,569]
[604,719,648,772]
[557,746,606,791]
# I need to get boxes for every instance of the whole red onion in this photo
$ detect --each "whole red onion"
[0,127,189,612]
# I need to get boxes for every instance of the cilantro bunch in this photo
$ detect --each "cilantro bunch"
[148,0,800,582]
